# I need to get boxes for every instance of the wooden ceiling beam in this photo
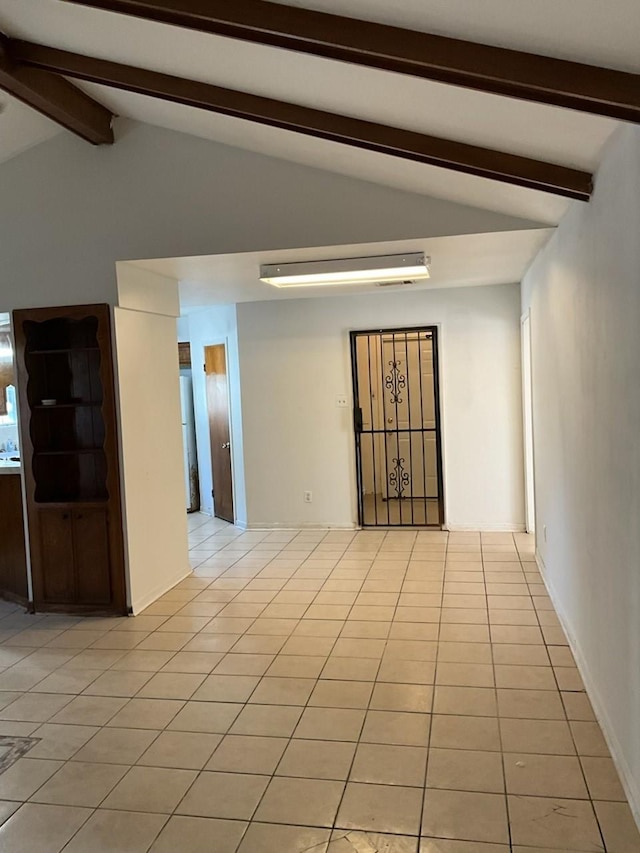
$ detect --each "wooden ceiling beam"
[11,40,593,200]
[0,34,113,144]
[60,0,640,123]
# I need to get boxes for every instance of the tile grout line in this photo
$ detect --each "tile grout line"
[419,529,447,847]
[165,528,360,846]
[0,522,627,852]
[226,534,357,844]
[528,553,610,853]
[486,533,515,853]
[312,529,390,843]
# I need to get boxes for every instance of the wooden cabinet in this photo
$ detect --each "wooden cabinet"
[74,508,112,606]
[38,508,75,603]
[0,473,29,604]
[13,304,126,614]
[37,507,112,606]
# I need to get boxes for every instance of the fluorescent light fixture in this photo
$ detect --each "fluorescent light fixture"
[260,253,430,288]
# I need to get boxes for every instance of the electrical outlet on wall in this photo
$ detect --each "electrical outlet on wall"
[336,395,348,408]
[304,491,313,503]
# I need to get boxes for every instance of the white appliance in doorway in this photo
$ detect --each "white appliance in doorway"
[180,375,199,512]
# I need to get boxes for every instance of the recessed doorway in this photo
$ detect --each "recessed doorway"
[204,344,234,523]
[351,327,444,528]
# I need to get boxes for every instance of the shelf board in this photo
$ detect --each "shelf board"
[34,499,108,508]
[26,347,100,356]
[34,448,104,457]
[33,402,102,410]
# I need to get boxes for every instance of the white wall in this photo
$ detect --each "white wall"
[522,124,640,822]
[114,265,189,613]
[176,316,190,342]
[117,263,180,316]
[0,119,542,610]
[186,306,247,524]
[0,118,538,614]
[0,121,539,312]
[237,283,525,530]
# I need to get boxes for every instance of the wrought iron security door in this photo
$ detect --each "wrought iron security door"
[351,327,444,527]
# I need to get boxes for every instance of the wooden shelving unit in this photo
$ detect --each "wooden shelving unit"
[13,304,126,614]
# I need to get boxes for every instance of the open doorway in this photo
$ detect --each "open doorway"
[351,326,444,528]
[178,342,200,514]
[204,343,234,523]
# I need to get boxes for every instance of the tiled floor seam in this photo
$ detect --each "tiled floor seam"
[327,540,410,840]
[1,524,638,851]
[485,546,515,853]
[418,533,446,845]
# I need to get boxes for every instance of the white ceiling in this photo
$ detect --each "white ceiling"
[0,91,60,164]
[129,229,553,312]
[87,90,571,224]
[0,0,634,224]
[0,1,619,169]
[277,0,640,72]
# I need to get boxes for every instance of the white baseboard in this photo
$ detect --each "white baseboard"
[244,521,358,530]
[129,567,192,615]
[535,550,640,828]
[243,521,525,533]
[445,522,527,532]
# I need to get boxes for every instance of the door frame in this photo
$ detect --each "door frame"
[350,324,446,529]
[521,312,536,534]
[203,339,236,524]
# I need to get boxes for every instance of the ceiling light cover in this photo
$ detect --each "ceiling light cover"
[260,253,430,287]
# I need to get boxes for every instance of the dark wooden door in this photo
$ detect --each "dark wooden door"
[205,344,234,523]
[73,508,112,605]
[38,509,75,603]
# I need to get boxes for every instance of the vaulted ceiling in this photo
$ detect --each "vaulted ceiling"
[0,0,638,224]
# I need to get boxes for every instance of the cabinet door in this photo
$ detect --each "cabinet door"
[0,474,28,601]
[73,508,112,606]
[38,509,75,603]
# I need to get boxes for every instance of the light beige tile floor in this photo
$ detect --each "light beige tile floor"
[0,517,638,852]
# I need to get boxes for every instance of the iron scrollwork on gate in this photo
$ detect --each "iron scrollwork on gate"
[351,326,444,527]
[385,360,406,404]
[389,457,410,498]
